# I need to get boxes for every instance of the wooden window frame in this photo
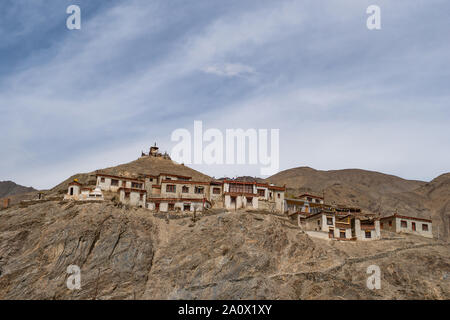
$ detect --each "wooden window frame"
[166,185,176,193]
[194,186,204,194]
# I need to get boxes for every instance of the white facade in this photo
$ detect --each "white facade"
[64,184,104,201]
[223,181,285,212]
[147,199,208,212]
[119,188,146,208]
[354,219,381,241]
[394,217,432,238]
[96,174,144,192]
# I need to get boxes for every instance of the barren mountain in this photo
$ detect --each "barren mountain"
[266,167,449,240]
[0,181,36,199]
[0,201,448,299]
[0,160,448,299]
[415,173,450,240]
[266,167,424,195]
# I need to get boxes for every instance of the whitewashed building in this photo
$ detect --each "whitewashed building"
[64,181,104,201]
[380,213,432,238]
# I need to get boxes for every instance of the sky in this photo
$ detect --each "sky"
[0,0,449,189]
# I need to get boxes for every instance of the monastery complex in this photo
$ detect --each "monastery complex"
[62,144,433,241]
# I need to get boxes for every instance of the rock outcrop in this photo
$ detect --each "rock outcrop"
[0,201,448,299]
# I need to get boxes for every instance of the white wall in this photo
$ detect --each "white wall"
[395,217,433,238]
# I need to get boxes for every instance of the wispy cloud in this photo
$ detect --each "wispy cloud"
[202,63,255,77]
[0,0,449,188]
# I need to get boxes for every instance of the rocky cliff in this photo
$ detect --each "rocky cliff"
[0,201,448,299]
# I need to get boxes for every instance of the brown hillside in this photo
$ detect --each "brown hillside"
[0,202,448,299]
[266,167,424,195]
[0,181,36,199]
[414,173,450,240]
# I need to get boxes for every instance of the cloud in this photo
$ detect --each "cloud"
[0,0,449,188]
[202,63,255,77]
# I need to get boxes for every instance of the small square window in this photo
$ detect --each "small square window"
[422,224,429,231]
[365,231,371,238]
[132,182,142,189]
[195,186,204,194]
[401,220,407,228]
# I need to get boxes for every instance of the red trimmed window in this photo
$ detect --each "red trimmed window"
[132,182,142,189]
[194,187,204,194]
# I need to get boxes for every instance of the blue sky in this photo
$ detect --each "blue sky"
[0,0,449,189]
